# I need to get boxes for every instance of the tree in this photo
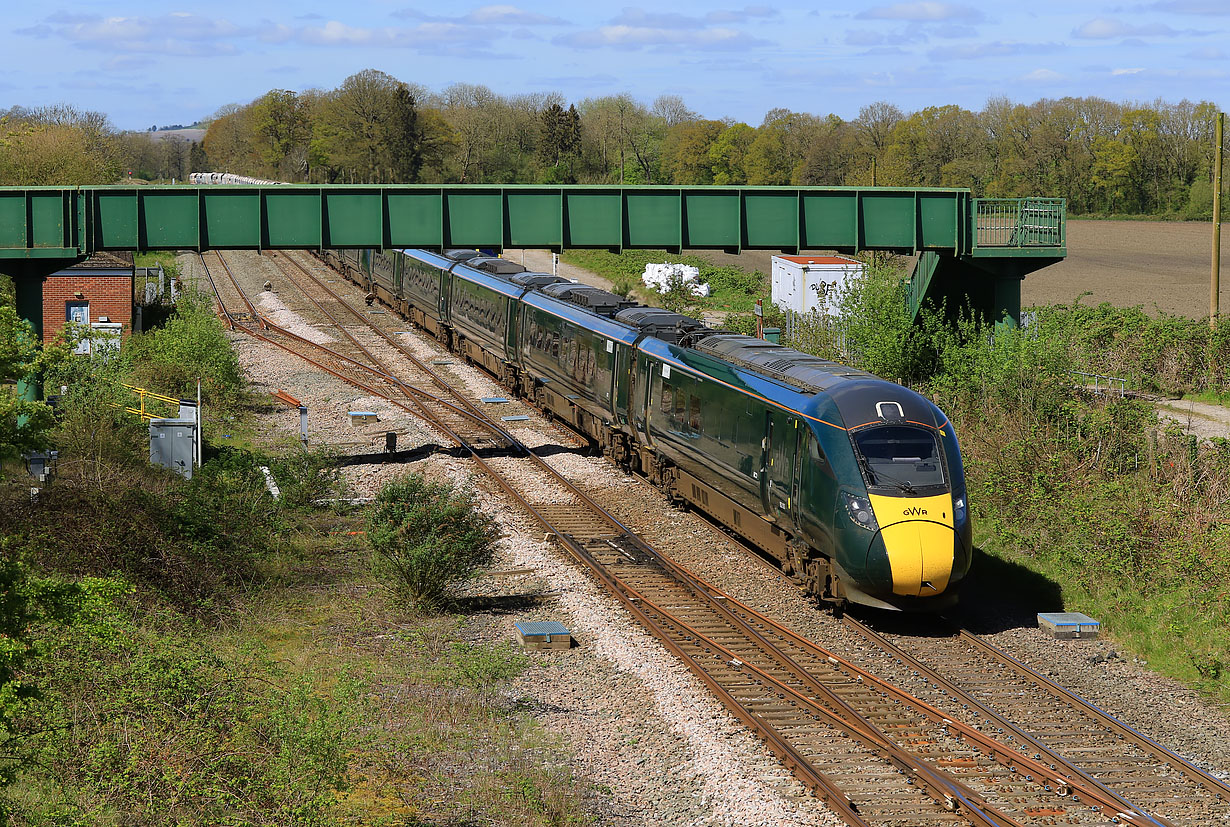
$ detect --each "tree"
[385,85,425,182]
[251,90,309,178]
[797,115,857,185]
[708,123,756,185]
[652,94,697,128]
[0,296,80,463]
[1091,137,1138,212]
[538,103,582,182]
[745,111,821,185]
[855,101,904,154]
[201,103,258,175]
[660,119,724,184]
[576,94,662,184]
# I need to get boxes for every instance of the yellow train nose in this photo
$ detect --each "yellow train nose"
[868,494,956,597]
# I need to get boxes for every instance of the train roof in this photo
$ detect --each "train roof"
[690,333,874,392]
[468,257,528,276]
[399,248,457,270]
[520,289,641,345]
[637,333,942,432]
[450,259,526,299]
[614,307,706,346]
[509,272,570,288]
[539,282,632,316]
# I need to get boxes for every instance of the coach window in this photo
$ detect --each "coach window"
[661,383,673,415]
[673,386,686,423]
[689,395,702,433]
[809,431,835,478]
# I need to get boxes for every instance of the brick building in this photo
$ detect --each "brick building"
[42,252,135,348]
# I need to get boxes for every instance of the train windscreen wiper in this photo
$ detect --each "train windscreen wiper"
[864,463,918,494]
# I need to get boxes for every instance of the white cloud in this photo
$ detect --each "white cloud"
[557,7,771,50]
[465,5,567,24]
[931,40,1062,60]
[1073,17,1186,38]
[857,2,983,22]
[559,24,761,49]
[1144,0,1230,14]
[1111,67,1146,75]
[395,5,568,25]
[1022,68,1065,82]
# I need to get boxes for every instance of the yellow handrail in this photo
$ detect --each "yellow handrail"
[118,382,181,420]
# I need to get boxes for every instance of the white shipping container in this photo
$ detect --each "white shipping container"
[770,255,864,314]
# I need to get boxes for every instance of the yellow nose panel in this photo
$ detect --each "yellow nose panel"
[869,494,954,597]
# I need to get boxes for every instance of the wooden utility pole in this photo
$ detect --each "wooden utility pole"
[1212,111,1224,328]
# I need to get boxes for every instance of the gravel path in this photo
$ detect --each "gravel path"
[201,249,1230,825]
[1156,398,1230,441]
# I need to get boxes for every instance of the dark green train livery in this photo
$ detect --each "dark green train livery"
[321,247,973,611]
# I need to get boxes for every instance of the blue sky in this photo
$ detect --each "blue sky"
[6,1,1229,130]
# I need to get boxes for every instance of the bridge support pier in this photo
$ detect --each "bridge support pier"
[4,262,73,403]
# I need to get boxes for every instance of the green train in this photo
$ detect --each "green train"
[324,246,973,611]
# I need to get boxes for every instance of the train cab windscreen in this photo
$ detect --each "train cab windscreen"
[853,425,945,491]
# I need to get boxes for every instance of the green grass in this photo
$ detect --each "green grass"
[1181,389,1230,406]
[134,251,183,270]
[2,292,597,824]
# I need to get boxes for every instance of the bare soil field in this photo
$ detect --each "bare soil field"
[1024,219,1230,317]
[682,220,1228,319]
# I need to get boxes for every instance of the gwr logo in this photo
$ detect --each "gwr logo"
[902,506,929,516]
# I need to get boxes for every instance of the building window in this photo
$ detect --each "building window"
[66,300,89,324]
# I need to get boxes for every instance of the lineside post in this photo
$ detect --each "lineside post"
[1213,111,1224,329]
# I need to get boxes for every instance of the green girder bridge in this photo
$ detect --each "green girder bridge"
[0,184,1065,342]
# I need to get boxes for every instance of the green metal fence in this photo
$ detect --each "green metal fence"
[973,198,1066,248]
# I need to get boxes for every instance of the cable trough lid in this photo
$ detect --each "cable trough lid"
[690,333,872,392]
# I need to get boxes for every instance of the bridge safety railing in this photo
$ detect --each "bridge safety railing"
[972,198,1066,248]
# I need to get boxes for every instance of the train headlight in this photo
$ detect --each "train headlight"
[842,492,879,531]
[954,496,968,526]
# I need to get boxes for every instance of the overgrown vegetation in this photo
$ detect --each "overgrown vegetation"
[368,475,499,612]
[0,289,592,823]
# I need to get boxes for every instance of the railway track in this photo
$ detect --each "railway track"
[200,251,513,453]
[843,617,1230,825]
[207,249,1229,827]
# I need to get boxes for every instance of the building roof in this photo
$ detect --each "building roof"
[775,255,861,267]
[67,252,135,270]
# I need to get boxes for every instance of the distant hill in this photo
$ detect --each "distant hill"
[150,127,206,142]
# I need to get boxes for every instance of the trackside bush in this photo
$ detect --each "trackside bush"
[368,475,497,612]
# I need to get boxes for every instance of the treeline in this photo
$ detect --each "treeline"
[0,104,203,185]
[200,71,1227,217]
[3,74,1226,217]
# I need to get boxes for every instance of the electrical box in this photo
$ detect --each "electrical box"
[150,418,196,479]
